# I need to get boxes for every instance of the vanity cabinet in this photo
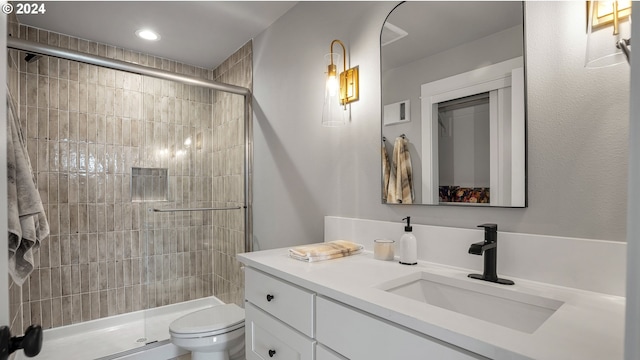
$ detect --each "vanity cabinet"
[245,268,316,360]
[316,344,348,360]
[244,267,484,360]
[245,267,315,337]
[245,302,315,360]
[316,296,483,360]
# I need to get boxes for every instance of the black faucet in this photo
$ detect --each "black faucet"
[468,224,514,285]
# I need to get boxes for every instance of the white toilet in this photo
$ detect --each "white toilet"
[169,303,245,360]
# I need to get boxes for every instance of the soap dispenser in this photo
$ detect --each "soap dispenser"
[399,217,417,265]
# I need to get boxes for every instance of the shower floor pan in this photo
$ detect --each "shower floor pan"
[15,297,223,360]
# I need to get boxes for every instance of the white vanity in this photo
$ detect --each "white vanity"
[242,263,480,360]
[238,218,625,360]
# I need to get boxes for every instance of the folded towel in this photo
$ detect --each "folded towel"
[7,92,49,286]
[387,136,414,204]
[289,240,363,262]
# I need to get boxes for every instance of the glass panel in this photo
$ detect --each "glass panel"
[141,88,247,345]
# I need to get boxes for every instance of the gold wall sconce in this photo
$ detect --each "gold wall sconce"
[585,1,631,67]
[322,39,359,127]
[588,0,631,34]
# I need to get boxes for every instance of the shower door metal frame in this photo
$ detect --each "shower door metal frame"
[7,37,254,253]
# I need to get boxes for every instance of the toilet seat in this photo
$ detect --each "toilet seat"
[169,304,245,339]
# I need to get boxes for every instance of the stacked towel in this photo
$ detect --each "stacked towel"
[7,92,49,286]
[386,136,414,204]
[289,240,363,262]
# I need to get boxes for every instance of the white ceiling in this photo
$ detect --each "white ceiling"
[18,1,297,69]
[382,1,523,71]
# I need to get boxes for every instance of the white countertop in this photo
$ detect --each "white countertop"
[238,249,625,360]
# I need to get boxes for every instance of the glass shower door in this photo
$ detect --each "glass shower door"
[136,53,250,348]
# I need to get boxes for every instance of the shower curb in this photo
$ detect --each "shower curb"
[94,339,187,360]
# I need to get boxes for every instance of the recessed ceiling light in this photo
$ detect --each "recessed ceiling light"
[135,29,160,41]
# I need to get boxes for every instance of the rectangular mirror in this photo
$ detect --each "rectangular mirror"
[381,1,527,207]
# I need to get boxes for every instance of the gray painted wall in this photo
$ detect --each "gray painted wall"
[252,1,629,250]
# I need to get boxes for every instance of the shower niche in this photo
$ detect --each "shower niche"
[131,168,169,202]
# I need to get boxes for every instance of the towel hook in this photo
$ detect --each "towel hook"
[400,134,406,139]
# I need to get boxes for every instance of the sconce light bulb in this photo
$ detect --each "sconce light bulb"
[327,75,339,96]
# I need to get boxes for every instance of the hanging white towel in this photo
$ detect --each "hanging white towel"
[7,92,49,286]
[387,136,414,204]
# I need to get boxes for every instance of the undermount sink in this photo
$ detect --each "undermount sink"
[377,271,564,334]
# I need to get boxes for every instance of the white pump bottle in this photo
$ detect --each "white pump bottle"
[399,217,417,265]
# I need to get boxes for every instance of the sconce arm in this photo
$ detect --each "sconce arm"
[330,39,347,75]
[617,38,631,64]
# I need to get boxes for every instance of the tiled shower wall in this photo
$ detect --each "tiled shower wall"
[6,18,250,331]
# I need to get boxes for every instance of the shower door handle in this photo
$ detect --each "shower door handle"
[0,324,43,360]
[0,326,8,360]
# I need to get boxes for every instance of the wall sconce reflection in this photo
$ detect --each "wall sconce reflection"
[160,137,197,159]
[158,148,170,158]
[195,133,202,150]
[585,0,631,67]
[167,146,188,159]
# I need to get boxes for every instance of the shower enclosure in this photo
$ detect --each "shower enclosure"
[7,27,252,358]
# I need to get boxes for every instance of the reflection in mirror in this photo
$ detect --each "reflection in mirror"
[381,1,527,207]
[438,94,491,204]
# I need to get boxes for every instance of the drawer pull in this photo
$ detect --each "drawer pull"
[266,294,275,302]
[268,349,276,357]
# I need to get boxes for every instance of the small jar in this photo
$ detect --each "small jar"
[374,239,395,261]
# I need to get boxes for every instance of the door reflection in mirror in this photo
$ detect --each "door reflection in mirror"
[438,94,491,204]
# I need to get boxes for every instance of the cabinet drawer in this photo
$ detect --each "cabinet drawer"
[245,267,315,337]
[316,296,486,360]
[245,302,315,360]
[316,344,348,360]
